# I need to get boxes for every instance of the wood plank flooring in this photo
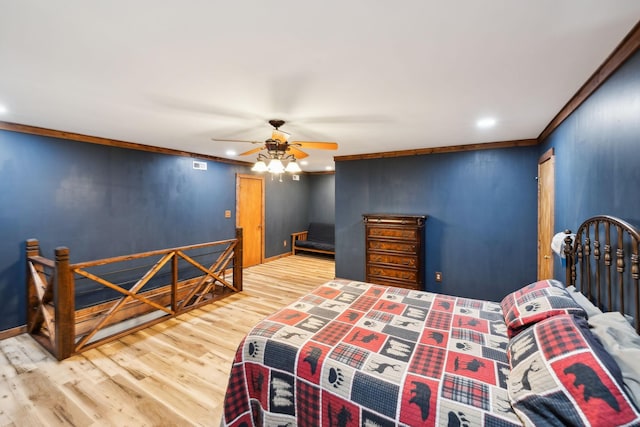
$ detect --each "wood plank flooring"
[0,255,335,426]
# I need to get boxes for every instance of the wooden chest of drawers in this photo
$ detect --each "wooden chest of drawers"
[363,214,427,290]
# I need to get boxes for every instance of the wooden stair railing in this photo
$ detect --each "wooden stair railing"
[26,228,243,360]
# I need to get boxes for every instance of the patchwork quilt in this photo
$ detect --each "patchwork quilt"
[507,314,640,426]
[222,279,522,426]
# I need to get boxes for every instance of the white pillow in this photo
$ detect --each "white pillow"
[566,285,603,318]
[588,311,640,408]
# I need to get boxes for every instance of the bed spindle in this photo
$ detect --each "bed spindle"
[604,222,612,313]
[594,222,601,304]
[632,247,639,333]
[575,236,583,289]
[617,225,625,316]
[564,231,574,287]
[585,232,592,304]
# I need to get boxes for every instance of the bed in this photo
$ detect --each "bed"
[222,216,640,426]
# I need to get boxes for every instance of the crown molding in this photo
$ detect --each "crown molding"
[334,139,537,162]
[0,121,253,167]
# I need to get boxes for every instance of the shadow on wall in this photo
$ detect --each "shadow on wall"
[424,215,444,293]
[0,244,25,329]
[335,214,366,280]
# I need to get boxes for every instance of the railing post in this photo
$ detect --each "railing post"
[54,247,75,360]
[234,228,243,291]
[25,239,40,332]
[172,251,178,313]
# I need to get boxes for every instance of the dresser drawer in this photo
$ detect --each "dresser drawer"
[368,240,417,253]
[368,253,417,268]
[366,277,421,290]
[367,227,418,241]
[367,266,417,282]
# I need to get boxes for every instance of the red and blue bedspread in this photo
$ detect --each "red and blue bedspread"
[222,279,522,426]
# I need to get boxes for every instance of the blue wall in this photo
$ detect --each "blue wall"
[541,49,640,279]
[263,173,335,255]
[335,146,540,302]
[0,130,311,331]
[265,174,310,256]
[308,174,335,224]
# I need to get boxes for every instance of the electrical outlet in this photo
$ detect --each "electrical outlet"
[435,272,443,282]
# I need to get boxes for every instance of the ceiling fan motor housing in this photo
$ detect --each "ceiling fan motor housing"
[265,139,290,157]
[268,119,285,129]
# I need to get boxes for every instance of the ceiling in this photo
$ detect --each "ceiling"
[1,2,639,171]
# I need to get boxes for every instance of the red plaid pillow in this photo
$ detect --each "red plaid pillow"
[501,279,586,337]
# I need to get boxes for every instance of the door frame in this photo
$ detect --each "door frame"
[236,173,265,266]
[537,148,555,279]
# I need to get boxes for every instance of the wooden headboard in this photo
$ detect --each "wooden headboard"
[565,215,640,333]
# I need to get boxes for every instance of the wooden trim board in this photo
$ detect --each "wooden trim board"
[0,121,252,167]
[0,325,27,340]
[334,139,538,163]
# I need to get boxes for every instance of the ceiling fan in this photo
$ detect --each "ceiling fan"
[212,119,338,173]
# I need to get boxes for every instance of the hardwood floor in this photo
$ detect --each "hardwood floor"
[0,255,335,426]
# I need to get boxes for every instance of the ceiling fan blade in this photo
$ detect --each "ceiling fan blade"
[211,138,263,144]
[289,147,309,159]
[239,147,265,156]
[291,141,338,150]
[271,129,291,142]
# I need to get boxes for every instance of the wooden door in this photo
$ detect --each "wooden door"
[237,174,264,267]
[537,149,555,279]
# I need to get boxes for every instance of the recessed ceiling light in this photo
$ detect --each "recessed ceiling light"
[225,150,237,156]
[300,160,309,166]
[325,166,333,171]
[476,117,496,128]
[0,104,7,114]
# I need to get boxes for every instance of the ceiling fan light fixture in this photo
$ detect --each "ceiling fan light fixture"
[252,160,268,172]
[285,159,302,173]
[219,119,338,177]
[267,158,285,174]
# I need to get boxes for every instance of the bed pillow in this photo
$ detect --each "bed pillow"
[501,279,587,338]
[507,314,640,426]
[588,311,640,408]
[566,285,603,318]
